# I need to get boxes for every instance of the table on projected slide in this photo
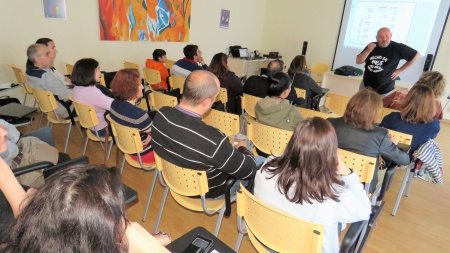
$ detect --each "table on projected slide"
[228,58,271,78]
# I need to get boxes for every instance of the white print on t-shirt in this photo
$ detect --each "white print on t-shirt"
[368,55,388,73]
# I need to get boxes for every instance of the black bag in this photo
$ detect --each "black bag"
[334,65,361,76]
[0,96,21,106]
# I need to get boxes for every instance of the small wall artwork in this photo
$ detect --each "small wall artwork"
[98,0,191,42]
[42,0,67,19]
[220,9,230,29]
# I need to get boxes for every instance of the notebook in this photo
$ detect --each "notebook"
[239,48,251,59]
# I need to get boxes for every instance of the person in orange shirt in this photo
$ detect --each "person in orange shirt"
[145,49,169,90]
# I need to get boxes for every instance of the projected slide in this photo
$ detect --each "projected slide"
[344,2,416,49]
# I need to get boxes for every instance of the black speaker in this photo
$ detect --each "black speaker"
[423,54,433,71]
[302,41,308,55]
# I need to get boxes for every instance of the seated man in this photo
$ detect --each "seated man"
[152,70,258,198]
[25,44,73,118]
[146,49,169,90]
[244,60,304,106]
[170,44,207,77]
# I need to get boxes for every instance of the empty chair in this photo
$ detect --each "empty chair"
[324,93,351,116]
[294,87,307,99]
[32,88,73,152]
[202,109,239,138]
[168,75,186,94]
[310,62,330,83]
[246,117,292,156]
[150,153,232,236]
[149,90,177,111]
[165,59,175,70]
[143,67,162,89]
[9,64,34,106]
[124,61,140,70]
[297,107,337,119]
[71,98,113,159]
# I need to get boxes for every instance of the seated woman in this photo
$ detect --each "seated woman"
[207,53,243,114]
[0,156,170,252]
[380,85,440,156]
[255,72,303,131]
[327,89,410,192]
[72,58,114,137]
[254,117,371,253]
[288,55,323,107]
[109,69,155,164]
[26,37,71,84]
[383,71,446,120]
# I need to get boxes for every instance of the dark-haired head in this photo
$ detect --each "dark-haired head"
[288,55,307,76]
[401,84,435,124]
[3,164,128,253]
[267,72,291,97]
[71,58,100,87]
[344,88,382,131]
[263,117,343,204]
[183,44,199,60]
[207,52,228,80]
[111,69,142,101]
[267,60,284,76]
[35,38,53,46]
[152,49,166,62]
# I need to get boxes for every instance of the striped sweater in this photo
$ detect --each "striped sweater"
[151,106,257,197]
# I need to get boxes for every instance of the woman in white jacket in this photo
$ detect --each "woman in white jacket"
[254,117,371,253]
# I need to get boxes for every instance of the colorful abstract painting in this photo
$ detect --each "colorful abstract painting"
[98,0,191,42]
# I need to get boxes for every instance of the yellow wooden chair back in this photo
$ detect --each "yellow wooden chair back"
[169,75,186,94]
[246,117,293,155]
[202,109,239,137]
[297,107,337,119]
[149,91,177,111]
[294,87,307,99]
[325,93,350,116]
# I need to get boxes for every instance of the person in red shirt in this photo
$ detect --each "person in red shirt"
[145,49,169,90]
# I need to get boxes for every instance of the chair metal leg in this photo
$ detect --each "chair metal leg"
[82,134,89,156]
[142,170,159,222]
[234,232,245,252]
[23,93,28,106]
[391,169,412,216]
[38,113,43,128]
[120,155,126,174]
[213,206,226,236]
[153,186,170,234]
[63,123,72,153]
[74,122,84,138]
[405,171,414,197]
[106,140,113,160]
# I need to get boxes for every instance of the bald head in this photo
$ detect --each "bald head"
[376,27,392,48]
[267,60,284,76]
[182,70,219,107]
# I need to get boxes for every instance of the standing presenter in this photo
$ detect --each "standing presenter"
[356,27,420,98]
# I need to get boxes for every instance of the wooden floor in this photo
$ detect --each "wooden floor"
[19,113,450,252]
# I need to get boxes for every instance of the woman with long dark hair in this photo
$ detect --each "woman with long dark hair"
[288,55,323,104]
[254,117,371,252]
[207,52,243,114]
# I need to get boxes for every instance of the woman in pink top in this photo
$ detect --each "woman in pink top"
[72,58,114,137]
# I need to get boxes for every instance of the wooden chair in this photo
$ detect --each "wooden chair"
[65,63,74,75]
[297,107,337,119]
[337,148,377,194]
[148,90,177,111]
[106,114,160,222]
[99,73,107,87]
[377,107,400,123]
[310,62,330,83]
[387,129,413,146]
[165,59,175,70]
[246,117,293,156]
[294,87,307,99]
[202,109,240,138]
[324,93,350,116]
[9,64,34,106]
[234,184,324,253]
[151,153,231,236]
[215,87,228,112]
[142,67,162,89]
[124,61,141,77]
[240,93,262,133]
[70,98,113,159]
[168,75,186,94]
[32,88,73,152]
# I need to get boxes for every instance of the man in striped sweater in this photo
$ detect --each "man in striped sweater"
[151,70,257,198]
[170,44,207,77]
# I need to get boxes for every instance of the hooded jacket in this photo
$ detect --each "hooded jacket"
[255,96,303,131]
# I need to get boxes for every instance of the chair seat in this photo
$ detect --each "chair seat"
[47,112,71,124]
[86,130,112,142]
[124,154,155,169]
[170,190,225,212]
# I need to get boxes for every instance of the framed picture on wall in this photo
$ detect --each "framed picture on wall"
[42,0,67,19]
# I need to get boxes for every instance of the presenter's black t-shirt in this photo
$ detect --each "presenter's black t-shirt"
[361,41,417,94]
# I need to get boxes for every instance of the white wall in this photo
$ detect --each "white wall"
[262,0,450,119]
[0,0,267,82]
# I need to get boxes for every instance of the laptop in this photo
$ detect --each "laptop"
[239,48,251,60]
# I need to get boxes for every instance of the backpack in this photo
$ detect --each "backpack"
[334,65,362,76]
